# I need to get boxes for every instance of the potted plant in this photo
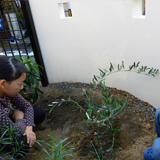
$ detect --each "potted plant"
[15,55,43,107]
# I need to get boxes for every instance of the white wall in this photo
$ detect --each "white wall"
[29,0,160,109]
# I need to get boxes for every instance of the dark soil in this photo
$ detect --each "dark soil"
[24,82,157,160]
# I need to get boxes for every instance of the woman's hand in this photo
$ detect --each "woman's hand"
[23,126,36,147]
[12,110,24,120]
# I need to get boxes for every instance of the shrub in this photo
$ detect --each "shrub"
[48,61,159,159]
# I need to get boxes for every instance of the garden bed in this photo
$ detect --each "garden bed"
[23,82,157,160]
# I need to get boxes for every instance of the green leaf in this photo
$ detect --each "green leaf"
[36,141,52,159]
[122,61,125,69]
[144,66,147,71]
[92,78,95,84]
[90,82,94,89]
[25,63,31,72]
[133,62,136,69]
[115,136,121,139]
[94,75,98,81]
[110,63,114,71]
[148,68,153,74]
[86,145,93,150]
[123,97,125,103]
[113,150,116,155]
[90,151,96,155]
[38,88,44,94]
[94,103,101,109]
[99,68,105,74]
[35,67,40,75]
[129,65,133,70]
[136,62,140,67]
[155,69,159,74]
[119,111,124,114]
[124,104,129,108]
[107,147,112,152]
[98,147,103,154]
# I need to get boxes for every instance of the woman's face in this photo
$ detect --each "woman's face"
[3,72,26,97]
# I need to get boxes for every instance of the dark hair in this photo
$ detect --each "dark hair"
[0,56,27,82]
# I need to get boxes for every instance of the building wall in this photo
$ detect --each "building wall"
[29,0,160,109]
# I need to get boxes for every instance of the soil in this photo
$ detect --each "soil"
[23,83,157,160]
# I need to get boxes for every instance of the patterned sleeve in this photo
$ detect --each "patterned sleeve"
[0,107,26,138]
[10,94,35,127]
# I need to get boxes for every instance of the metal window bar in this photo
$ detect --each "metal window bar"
[0,0,48,86]
[0,0,30,57]
[4,0,21,56]
[0,11,14,56]
[12,0,29,57]
[20,0,49,86]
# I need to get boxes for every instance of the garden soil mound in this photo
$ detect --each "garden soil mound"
[22,83,157,160]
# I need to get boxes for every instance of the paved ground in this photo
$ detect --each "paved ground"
[0,37,34,57]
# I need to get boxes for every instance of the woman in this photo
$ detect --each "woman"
[143,108,160,160]
[0,56,45,157]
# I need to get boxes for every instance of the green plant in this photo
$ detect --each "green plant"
[16,11,23,21]
[86,143,105,160]
[0,0,14,11]
[48,61,159,159]
[16,55,43,103]
[36,130,75,160]
[16,5,24,21]
[0,121,30,159]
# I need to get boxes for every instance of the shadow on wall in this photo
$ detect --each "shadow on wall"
[111,72,160,108]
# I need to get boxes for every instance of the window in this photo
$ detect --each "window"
[58,2,72,19]
[142,0,145,15]
[63,2,72,17]
[132,0,145,18]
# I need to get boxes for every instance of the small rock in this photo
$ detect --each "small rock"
[47,119,51,122]
[146,123,152,130]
